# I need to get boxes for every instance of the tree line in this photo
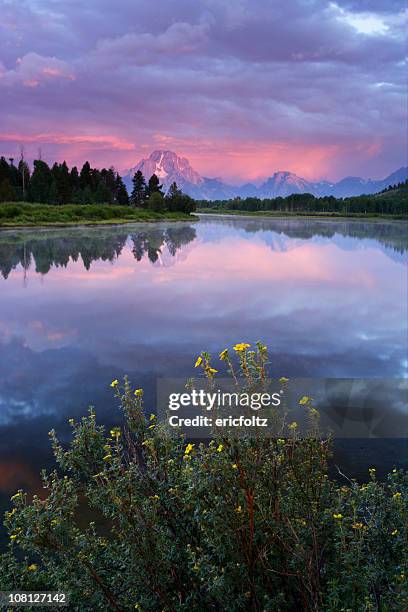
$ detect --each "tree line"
[198,183,408,216]
[130,170,195,213]
[0,156,196,214]
[0,156,129,205]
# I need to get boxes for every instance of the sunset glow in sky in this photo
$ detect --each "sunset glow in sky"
[0,0,406,182]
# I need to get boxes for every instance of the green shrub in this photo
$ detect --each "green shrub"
[1,344,406,611]
[0,204,21,218]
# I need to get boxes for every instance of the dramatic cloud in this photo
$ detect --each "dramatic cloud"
[0,0,406,181]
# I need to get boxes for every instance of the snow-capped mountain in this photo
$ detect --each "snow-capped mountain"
[259,171,330,198]
[125,150,202,191]
[123,150,407,201]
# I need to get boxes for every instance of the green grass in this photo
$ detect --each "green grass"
[0,202,194,227]
[197,208,406,220]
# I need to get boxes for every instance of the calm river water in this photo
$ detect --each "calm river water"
[0,215,407,521]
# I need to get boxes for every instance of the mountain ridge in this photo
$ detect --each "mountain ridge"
[123,150,408,201]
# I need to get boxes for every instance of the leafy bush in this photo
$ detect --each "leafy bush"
[0,204,21,218]
[1,345,406,611]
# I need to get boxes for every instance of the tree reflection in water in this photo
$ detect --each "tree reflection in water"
[0,225,197,279]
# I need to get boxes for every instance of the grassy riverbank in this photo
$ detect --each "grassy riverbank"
[197,182,408,219]
[0,202,194,228]
[198,209,406,220]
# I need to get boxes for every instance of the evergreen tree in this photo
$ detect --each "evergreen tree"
[167,181,182,199]
[48,180,58,204]
[0,178,16,202]
[0,157,17,202]
[70,166,80,193]
[79,161,92,190]
[146,173,163,199]
[0,157,10,185]
[70,166,82,204]
[94,181,112,204]
[29,160,52,203]
[17,158,30,201]
[8,160,21,198]
[116,174,129,205]
[131,170,146,207]
[148,191,165,213]
[55,161,72,204]
[102,167,117,196]
[165,181,196,213]
[82,186,94,204]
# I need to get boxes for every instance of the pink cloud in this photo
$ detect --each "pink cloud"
[0,1,405,181]
[1,52,75,87]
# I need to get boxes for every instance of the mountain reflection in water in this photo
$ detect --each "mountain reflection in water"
[0,216,406,532]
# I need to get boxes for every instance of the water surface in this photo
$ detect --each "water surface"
[0,216,407,512]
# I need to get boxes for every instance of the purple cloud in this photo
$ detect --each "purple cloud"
[0,0,406,182]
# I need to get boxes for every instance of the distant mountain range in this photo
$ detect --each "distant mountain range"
[123,150,408,201]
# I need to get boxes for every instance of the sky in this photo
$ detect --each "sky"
[0,0,406,183]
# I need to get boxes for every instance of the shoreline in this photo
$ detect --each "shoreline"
[0,215,197,231]
[196,211,406,222]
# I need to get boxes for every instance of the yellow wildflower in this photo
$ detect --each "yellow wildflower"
[10,492,22,502]
[352,522,364,529]
[369,467,376,474]
[393,492,401,499]
[233,343,251,352]
[194,356,202,368]
[333,513,343,520]
[134,388,143,397]
[279,377,289,383]
[184,443,195,456]
[277,438,285,445]
[207,367,218,374]
[150,494,160,501]
[235,505,242,513]
[219,349,229,360]
[110,428,121,439]
[103,454,112,461]
[391,529,398,536]
[231,463,238,469]
[10,534,17,541]
[27,564,37,571]
[110,379,119,388]
[148,424,155,430]
[217,444,223,452]
[150,414,156,421]
[299,396,312,405]
[288,422,298,430]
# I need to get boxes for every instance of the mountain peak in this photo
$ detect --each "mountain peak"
[123,151,407,201]
[131,150,203,187]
